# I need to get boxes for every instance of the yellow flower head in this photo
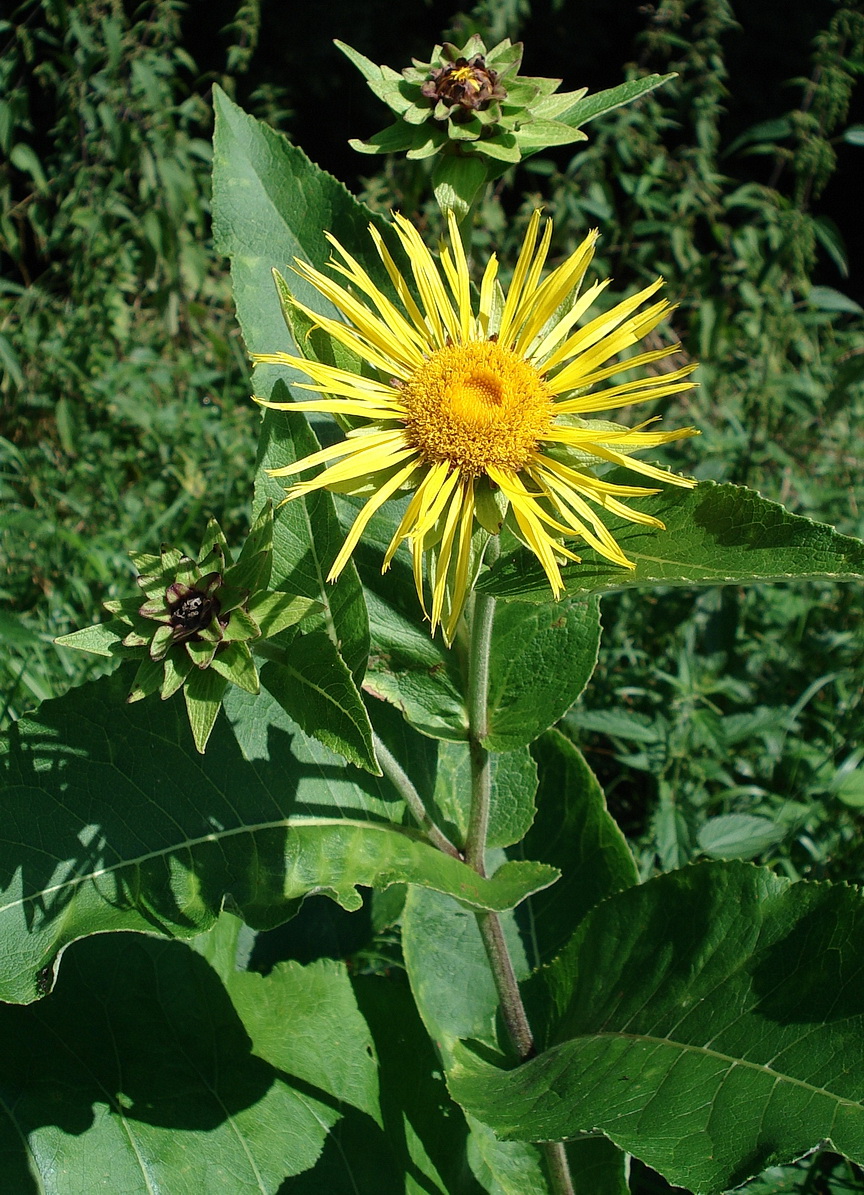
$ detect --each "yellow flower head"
[254,212,698,642]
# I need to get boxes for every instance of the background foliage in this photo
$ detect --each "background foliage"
[1,0,863,1190]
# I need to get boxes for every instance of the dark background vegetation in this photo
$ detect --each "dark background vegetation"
[1,2,863,1190]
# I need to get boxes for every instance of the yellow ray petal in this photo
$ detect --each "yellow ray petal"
[478,252,500,335]
[383,461,451,569]
[286,441,415,493]
[444,480,477,642]
[532,453,660,498]
[563,342,687,390]
[542,279,666,379]
[514,230,598,355]
[265,429,404,478]
[291,265,423,371]
[369,223,432,345]
[497,210,543,347]
[547,300,674,393]
[323,232,430,355]
[327,458,420,581]
[552,363,698,415]
[430,481,466,632]
[392,213,459,346]
[581,441,697,486]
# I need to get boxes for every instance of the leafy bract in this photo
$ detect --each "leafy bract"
[556,74,677,128]
[0,670,557,1004]
[1,916,378,1193]
[450,862,864,1194]
[479,480,864,601]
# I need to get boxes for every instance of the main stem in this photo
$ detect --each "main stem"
[463,541,575,1195]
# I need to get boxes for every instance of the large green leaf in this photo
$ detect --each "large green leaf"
[0,671,557,1004]
[403,733,635,1193]
[467,1118,629,1195]
[515,730,638,969]
[254,397,371,683]
[449,862,864,1194]
[289,973,488,1195]
[479,480,864,602]
[212,86,378,680]
[1,915,378,1193]
[211,85,388,364]
[486,598,601,750]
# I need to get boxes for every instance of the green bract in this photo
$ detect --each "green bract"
[55,502,318,752]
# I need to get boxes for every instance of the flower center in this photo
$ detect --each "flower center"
[166,579,222,642]
[421,55,505,113]
[400,340,554,476]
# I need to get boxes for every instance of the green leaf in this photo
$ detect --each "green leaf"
[556,74,676,128]
[54,620,129,657]
[211,87,373,681]
[127,655,162,702]
[808,285,864,315]
[222,606,261,641]
[333,38,386,83]
[480,480,864,602]
[248,590,319,638]
[486,598,601,750]
[516,731,638,968]
[259,632,378,773]
[402,884,631,1191]
[349,121,418,155]
[403,882,528,1065]
[313,974,489,1195]
[450,862,864,1195]
[433,741,538,850]
[256,400,372,681]
[0,920,378,1192]
[401,731,631,1189]
[464,132,521,163]
[229,499,274,591]
[363,588,468,742]
[697,813,787,860]
[0,671,557,1003]
[468,1122,628,1195]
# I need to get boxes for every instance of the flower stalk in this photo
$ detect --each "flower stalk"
[463,539,575,1195]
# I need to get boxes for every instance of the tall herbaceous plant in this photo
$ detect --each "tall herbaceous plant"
[4,32,864,1195]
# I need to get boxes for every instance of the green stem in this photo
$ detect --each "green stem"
[372,731,462,860]
[462,538,574,1195]
[541,1143,576,1195]
[464,578,496,875]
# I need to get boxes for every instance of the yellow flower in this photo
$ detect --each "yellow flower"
[254,211,698,642]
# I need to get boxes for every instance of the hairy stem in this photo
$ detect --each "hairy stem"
[372,731,461,859]
[541,1143,576,1195]
[463,538,574,1195]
